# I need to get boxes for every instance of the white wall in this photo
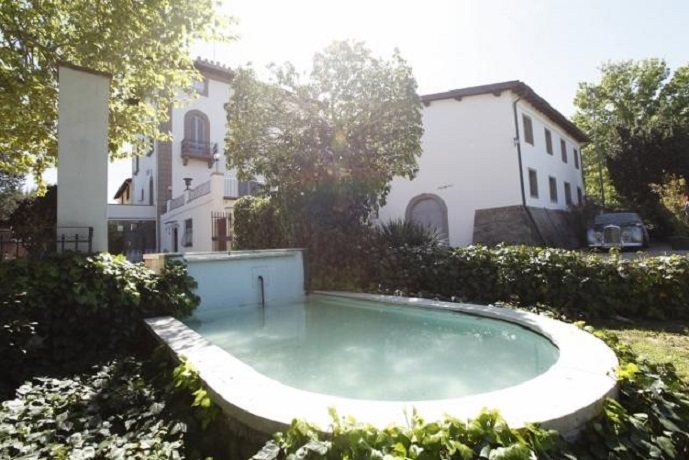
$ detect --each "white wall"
[57,65,111,252]
[160,173,227,253]
[174,250,305,312]
[517,103,584,209]
[378,93,522,246]
[170,78,234,198]
[130,149,157,205]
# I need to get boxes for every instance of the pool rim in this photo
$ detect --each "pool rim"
[145,291,618,439]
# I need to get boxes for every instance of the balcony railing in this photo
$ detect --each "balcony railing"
[224,178,261,198]
[181,139,215,167]
[188,180,211,202]
[169,194,186,211]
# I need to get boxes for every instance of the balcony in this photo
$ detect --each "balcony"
[224,178,262,199]
[181,139,216,167]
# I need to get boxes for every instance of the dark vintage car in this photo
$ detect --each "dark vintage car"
[587,212,650,249]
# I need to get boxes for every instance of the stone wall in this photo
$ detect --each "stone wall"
[473,205,582,249]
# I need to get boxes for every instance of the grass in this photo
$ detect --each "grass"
[595,319,689,382]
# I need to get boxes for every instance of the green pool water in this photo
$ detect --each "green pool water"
[185,294,559,401]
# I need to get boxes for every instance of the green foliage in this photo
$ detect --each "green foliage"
[226,41,423,291]
[262,408,567,459]
[571,328,689,459]
[0,171,23,223]
[170,357,220,430]
[0,0,233,181]
[374,245,689,321]
[233,196,289,250]
[8,184,57,258]
[650,174,689,237]
[0,252,199,393]
[377,218,442,248]
[573,59,689,217]
[608,122,689,237]
[0,357,186,459]
[226,40,423,201]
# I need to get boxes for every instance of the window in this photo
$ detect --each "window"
[184,111,210,144]
[549,176,558,203]
[523,115,534,145]
[193,77,208,96]
[140,188,144,203]
[182,110,211,162]
[406,194,449,242]
[560,139,567,163]
[573,148,580,169]
[133,156,140,175]
[545,128,553,155]
[149,177,154,206]
[182,219,193,247]
[564,182,572,205]
[528,169,539,198]
[577,186,583,205]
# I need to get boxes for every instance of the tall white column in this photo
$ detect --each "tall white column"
[57,64,111,253]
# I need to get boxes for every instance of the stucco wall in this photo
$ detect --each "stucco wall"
[378,90,584,247]
[160,173,228,253]
[517,103,584,209]
[378,93,522,246]
[57,65,110,252]
[170,78,233,198]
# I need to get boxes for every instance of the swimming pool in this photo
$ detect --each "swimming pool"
[147,292,618,439]
[185,294,559,401]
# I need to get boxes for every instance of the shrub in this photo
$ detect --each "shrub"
[377,218,442,248]
[571,326,689,459]
[255,408,568,460]
[233,196,288,250]
[0,357,186,459]
[374,245,689,321]
[0,252,199,394]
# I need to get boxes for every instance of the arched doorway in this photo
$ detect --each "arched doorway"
[405,194,449,242]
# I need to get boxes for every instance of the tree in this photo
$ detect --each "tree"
[0,1,233,183]
[572,59,689,208]
[0,172,23,224]
[226,41,423,286]
[226,41,422,213]
[9,185,57,258]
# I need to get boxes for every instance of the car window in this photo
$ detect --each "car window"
[594,213,642,226]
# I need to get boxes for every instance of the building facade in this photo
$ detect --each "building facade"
[378,81,588,247]
[111,59,258,257]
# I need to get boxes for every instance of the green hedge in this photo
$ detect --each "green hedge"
[0,358,186,459]
[376,245,689,320]
[0,252,199,394]
[233,196,288,250]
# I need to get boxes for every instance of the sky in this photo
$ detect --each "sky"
[38,0,689,200]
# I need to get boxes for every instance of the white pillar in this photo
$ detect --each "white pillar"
[57,64,111,253]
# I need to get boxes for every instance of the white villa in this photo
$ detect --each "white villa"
[109,59,259,257]
[110,75,587,257]
[378,81,588,248]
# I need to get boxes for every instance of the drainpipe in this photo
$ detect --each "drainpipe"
[512,97,526,206]
[512,96,546,245]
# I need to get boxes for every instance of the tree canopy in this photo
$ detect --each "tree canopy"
[226,41,423,213]
[0,0,233,183]
[226,41,423,285]
[0,172,23,224]
[573,59,689,208]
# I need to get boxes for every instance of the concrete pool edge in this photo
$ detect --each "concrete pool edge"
[145,292,619,439]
